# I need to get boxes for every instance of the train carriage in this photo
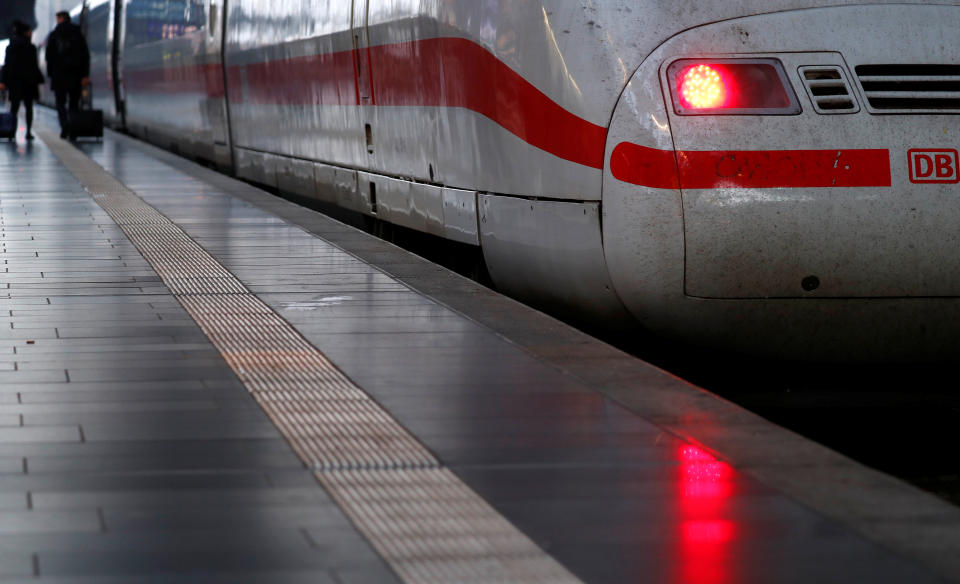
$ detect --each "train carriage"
[55,0,960,358]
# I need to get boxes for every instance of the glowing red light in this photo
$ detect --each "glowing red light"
[679,64,727,109]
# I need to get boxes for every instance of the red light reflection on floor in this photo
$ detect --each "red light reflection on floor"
[682,519,735,543]
[678,445,736,584]
[681,445,733,502]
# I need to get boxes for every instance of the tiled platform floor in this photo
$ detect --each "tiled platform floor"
[0,118,954,582]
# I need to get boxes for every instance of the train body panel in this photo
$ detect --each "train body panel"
[223,2,611,199]
[121,0,231,167]
[478,195,633,324]
[222,1,949,199]
[49,0,960,357]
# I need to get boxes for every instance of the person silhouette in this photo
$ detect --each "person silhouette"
[44,11,90,139]
[0,21,44,140]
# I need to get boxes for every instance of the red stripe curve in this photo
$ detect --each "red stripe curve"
[611,142,892,189]
[230,37,607,169]
[610,142,681,189]
[369,37,607,169]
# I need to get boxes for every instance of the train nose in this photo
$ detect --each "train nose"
[677,134,960,300]
[602,4,960,356]
[656,5,960,300]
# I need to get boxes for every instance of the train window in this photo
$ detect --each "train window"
[125,0,207,46]
[85,1,110,54]
[208,0,218,37]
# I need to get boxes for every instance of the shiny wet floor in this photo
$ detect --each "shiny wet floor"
[0,119,950,582]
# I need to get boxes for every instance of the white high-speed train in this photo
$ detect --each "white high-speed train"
[45,1,960,358]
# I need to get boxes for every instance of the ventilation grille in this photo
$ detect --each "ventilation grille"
[799,66,858,114]
[856,64,960,112]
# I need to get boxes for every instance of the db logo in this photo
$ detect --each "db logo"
[908,149,960,184]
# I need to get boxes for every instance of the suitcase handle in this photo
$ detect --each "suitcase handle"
[81,83,93,110]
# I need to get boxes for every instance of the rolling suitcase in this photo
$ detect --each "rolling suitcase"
[68,109,103,140]
[68,85,103,140]
[0,112,15,141]
[0,89,14,141]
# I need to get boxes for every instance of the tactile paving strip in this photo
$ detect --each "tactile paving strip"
[40,131,582,584]
[322,468,582,583]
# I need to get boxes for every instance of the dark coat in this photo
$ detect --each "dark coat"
[44,21,89,91]
[1,36,44,101]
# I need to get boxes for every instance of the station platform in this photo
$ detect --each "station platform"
[0,116,957,583]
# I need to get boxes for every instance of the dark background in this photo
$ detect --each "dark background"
[1,0,38,40]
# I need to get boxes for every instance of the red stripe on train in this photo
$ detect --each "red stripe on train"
[611,142,892,189]
[370,38,607,169]
[233,37,608,168]
[124,63,225,99]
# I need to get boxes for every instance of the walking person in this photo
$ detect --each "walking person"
[44,11,89,139]
[0,21,44,140]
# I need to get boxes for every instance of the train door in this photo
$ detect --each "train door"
[352,1,374,106]
[208,0,232,168]
[361,2,442,185]
[84,0,118,121]
[108,0,124,127]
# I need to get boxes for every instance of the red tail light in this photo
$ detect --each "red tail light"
[668,58,801,115]
[679,65,728,109]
